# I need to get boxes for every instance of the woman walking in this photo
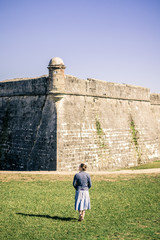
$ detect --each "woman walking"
[73,163,92,221]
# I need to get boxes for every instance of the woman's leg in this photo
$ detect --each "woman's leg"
[78,210,83,220]
[82,210,85,219]
[79,210,82,215]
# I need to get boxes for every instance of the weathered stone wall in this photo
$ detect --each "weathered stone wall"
[57,78,159,171]
[0,58,159,171]
[0,94,57,170]
[150,93,160,146]
[0,76,48,97]
[65,75,150,101]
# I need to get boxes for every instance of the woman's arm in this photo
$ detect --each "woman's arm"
[73,174,77,189]
[88,175,92,189]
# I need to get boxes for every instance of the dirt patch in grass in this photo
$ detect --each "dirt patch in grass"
[0,173,74,182]
[0,172,160,182]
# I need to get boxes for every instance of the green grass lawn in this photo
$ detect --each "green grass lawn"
[0,174,160,240]
[126,160,160,170]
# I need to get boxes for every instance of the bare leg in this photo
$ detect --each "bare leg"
[79,210,82,215]
[78,210,83,221]
[82,210,85,219]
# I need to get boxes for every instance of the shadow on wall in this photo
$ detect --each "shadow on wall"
[0,95,57,171]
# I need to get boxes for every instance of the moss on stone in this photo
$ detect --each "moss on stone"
[130,116,142,164]
[96,119,107,149]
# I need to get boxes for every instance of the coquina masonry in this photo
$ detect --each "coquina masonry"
[0,57,160,171]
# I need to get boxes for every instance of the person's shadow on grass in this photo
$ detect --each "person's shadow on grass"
[16,213,77,221]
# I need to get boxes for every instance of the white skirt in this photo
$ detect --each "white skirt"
[75,190,91,211]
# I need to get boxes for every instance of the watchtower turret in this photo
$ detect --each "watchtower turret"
[48,57,66,92]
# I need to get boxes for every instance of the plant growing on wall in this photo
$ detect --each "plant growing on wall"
[96,119,107,148]
[95,119,112,169]
[130,115,142,164]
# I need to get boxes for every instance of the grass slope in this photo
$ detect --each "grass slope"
[126,160,160,170]
[0,174,160,240]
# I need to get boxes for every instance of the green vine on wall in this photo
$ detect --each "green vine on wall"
[130,118,139,148]
[130,116,142,164]
[96,119,106,148]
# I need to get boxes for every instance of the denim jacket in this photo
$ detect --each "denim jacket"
[73,171,92,191]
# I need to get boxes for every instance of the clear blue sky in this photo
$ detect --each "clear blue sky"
[0,0,160,93]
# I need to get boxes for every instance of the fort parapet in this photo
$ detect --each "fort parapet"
[0,57,159,171]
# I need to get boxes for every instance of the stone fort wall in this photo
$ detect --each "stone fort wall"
[0,57,159,171]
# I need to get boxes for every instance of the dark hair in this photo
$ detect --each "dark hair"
[80,163,87,171]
